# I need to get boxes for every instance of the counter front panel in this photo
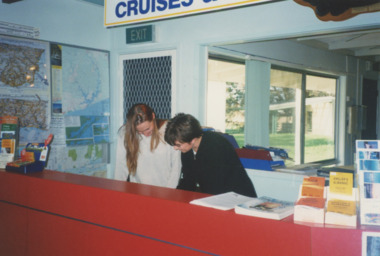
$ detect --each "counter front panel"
[0,169,376,256]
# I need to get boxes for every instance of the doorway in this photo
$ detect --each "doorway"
[362,78,378,140]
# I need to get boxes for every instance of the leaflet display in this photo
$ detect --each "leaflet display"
[356,140,380,226]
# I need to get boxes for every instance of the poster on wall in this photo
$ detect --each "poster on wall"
[60,45,110,147]
[46,44,110,177]
[0,35,51,145]
[61,45,110,117]
[0,36,110,177]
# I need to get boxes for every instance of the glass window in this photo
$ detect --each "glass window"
[269,69,302,165]
[269,68,337,165]
[207,58,246,147]
[304,75,336,163]
[207,57,338,165]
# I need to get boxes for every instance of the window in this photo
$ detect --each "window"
[207,57,338,165]
[269,69,300,164]
[270,68,337,165]
[304,74,336,163]
[206,58,246,147]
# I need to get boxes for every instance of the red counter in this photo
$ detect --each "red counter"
[0,169,379,256]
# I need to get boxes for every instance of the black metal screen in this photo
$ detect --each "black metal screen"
[123,56,172,121]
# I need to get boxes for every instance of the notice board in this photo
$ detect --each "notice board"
[0,35,110,177]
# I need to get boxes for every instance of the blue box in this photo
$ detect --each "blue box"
[6,160,45,174]
[240,158,273,171]
[5,142,49,174]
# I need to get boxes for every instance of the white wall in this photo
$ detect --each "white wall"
[1,0,380,174]
[107,1,379,168]
[0,0,110,50]
[108,0,380,124]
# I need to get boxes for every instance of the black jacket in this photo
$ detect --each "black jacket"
[177,131,257,197]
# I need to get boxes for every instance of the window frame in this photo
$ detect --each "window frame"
[270,65,340,165]
[206,54,342,166]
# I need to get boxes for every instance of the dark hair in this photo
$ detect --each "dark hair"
[164,113,203,145]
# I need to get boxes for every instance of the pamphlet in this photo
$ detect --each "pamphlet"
[190,192,254,211]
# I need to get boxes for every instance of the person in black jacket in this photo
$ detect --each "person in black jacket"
[164,113,257,197]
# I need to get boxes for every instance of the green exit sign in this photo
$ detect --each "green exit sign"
[126,25,154,44]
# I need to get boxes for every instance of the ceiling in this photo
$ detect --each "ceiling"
[214,28,380,73]
[293,29,380,63]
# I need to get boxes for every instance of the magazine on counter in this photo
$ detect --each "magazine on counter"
[235,196,294,220]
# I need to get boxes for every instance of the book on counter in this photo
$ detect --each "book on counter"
[234,196,294,220]
[190,192,295,220]
[190,192,254,211]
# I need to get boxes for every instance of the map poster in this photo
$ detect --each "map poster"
[46,144,109,178]
[61,45,110,117]
[0,35,51,145]
[64,115,110,146]
[60,44,110,147]
[46,115,109,177]
[0,36,110,177]
[46,44,110,177]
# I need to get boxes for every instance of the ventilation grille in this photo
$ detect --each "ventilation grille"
[123,56,172,121]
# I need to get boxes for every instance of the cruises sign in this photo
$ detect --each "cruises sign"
[105,0,273,27]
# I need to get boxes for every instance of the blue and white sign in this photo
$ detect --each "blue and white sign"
[105,0,273,27]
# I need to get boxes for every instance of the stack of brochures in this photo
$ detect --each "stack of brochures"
[356,140,380,226]
[316,165,355,186]
[325,171,357,227]
[0,116,19,168]
[294,176,326,224]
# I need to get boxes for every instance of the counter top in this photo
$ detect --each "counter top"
[1,168,379,256]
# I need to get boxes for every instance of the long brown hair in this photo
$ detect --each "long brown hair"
[124,104,162,176]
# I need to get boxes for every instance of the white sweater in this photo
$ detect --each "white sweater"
[114,122,181,188]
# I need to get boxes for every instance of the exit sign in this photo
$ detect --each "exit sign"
[126,25,154,44]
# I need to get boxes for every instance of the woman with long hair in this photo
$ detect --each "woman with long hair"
[115,103,181,188]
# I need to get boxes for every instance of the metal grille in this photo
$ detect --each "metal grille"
[123,56,172,121]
